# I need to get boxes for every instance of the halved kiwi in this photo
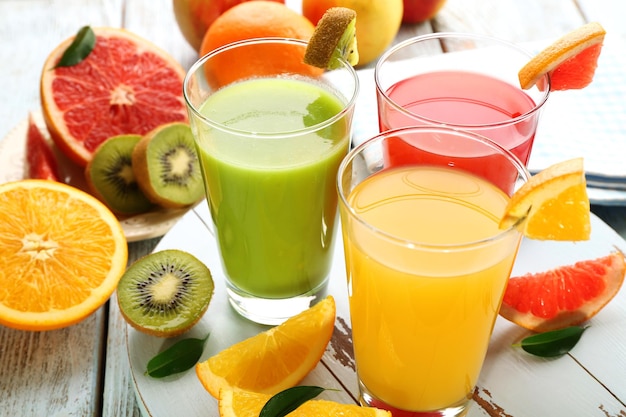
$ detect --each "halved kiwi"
[85,134,155,215]
[132,122,205,209]
[304,7,359,69]
[117,249,214,338]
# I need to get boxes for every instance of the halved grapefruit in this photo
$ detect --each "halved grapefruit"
[518,22,606,91]
[40,27,188,167]
[499,252,626,332]
[26,113,61,181]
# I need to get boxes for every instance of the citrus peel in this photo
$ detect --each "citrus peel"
[499,157,590,241]
[518,22,606,90]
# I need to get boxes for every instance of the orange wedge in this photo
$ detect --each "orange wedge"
[218,388,391,417]
[518,22,606,91]
[499,158,590,241]
[0,180,128,331]
[196,296,336,398]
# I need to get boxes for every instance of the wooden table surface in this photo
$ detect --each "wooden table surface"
[0,0,625,416]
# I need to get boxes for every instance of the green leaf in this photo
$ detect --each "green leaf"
[259,386,327,417]
[54,26,96,68]
[516,326,588,357]
[145,334,209,378]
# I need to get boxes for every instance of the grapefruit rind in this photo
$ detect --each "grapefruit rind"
[196,296,336,398]
[499,252,626,332]
[518,22,606,90]
[499,157,591,241]
[40,27,188,167]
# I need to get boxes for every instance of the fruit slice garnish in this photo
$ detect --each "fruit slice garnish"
[218,388,391,417]
[499,252,626,332]
[26,112,61,181]
[40,26,188,167]
[0,179,128,331]
[196,296,336,398]
[304,7,359,69]
[518,22,606,91]
[499,157,590,241]
[117,249,214,338]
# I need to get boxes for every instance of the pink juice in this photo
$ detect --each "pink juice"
[378,70,539,192]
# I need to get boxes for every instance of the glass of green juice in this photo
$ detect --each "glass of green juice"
[183,38,359,325]
[375,33,550,177]
[337,126,529,417]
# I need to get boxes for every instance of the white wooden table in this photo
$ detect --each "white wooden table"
[0,1,625,416]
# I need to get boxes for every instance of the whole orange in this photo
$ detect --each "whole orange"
[302,0,403,66]
[199,1,320,86]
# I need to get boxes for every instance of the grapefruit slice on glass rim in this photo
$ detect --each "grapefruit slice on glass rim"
[40,27,188,167]
[518,21,606,91]
[499,252,626,332]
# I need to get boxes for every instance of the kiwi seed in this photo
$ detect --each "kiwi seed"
[85,134,155,215]
[117,249,214,338]
[132,122,205,209]
[304,7,359,69]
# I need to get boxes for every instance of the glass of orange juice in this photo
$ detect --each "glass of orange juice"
[337,126,530,416]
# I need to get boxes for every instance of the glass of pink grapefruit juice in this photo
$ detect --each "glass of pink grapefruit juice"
[337,126,530,417]
[375,33,550,178]
[184,38,359,325]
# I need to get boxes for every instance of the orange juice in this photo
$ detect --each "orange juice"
[342,165,522,412]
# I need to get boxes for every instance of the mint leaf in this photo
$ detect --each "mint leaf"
[259,386,326,417]
[54,26,96,68]
[516,326,588,357]
[145,334,209,378]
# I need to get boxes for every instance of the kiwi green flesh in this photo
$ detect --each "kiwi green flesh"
[329,19,358,69]
[143,123,204,206]
[117,249,214,337]
[87,134,154,215]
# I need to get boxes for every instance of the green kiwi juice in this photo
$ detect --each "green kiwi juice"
[195,76,351,299]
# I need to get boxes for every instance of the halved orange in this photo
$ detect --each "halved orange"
[218,388,391,417]
[41,27,188,167]
[196,296,336,398]
[499,252,626,332]
[0,180,128,331]
[499,157,590,241]
[519,22,606,91]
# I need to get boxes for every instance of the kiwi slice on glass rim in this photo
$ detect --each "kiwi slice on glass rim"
[85,134,155,216]
[304,7,359,69]
[117,249,214,338]
[132,122,204,209]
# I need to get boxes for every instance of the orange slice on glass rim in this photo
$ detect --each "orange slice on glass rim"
[499,157,590,241]
[518,21,606,91]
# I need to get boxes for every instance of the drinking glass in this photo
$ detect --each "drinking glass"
[184,38,359,325]
[337,126,530,416]
[375,32,550,166]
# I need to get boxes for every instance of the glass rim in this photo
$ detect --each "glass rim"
[183,37,360,140]
[374,32,551,129]
[337,125,530,251]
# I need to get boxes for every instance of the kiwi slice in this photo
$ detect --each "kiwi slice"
[117,249,214,338]
[85,134,155,215]
[304,7,359,69]
[132,122,204,209]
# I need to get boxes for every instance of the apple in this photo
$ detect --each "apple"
[173,0,285,52]
[302,0,403,66]
[402,0,447,23]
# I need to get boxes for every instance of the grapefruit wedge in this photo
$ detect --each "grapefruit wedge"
[519,22,606,91]
[40,27,188,167]
[499,252,626,332]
